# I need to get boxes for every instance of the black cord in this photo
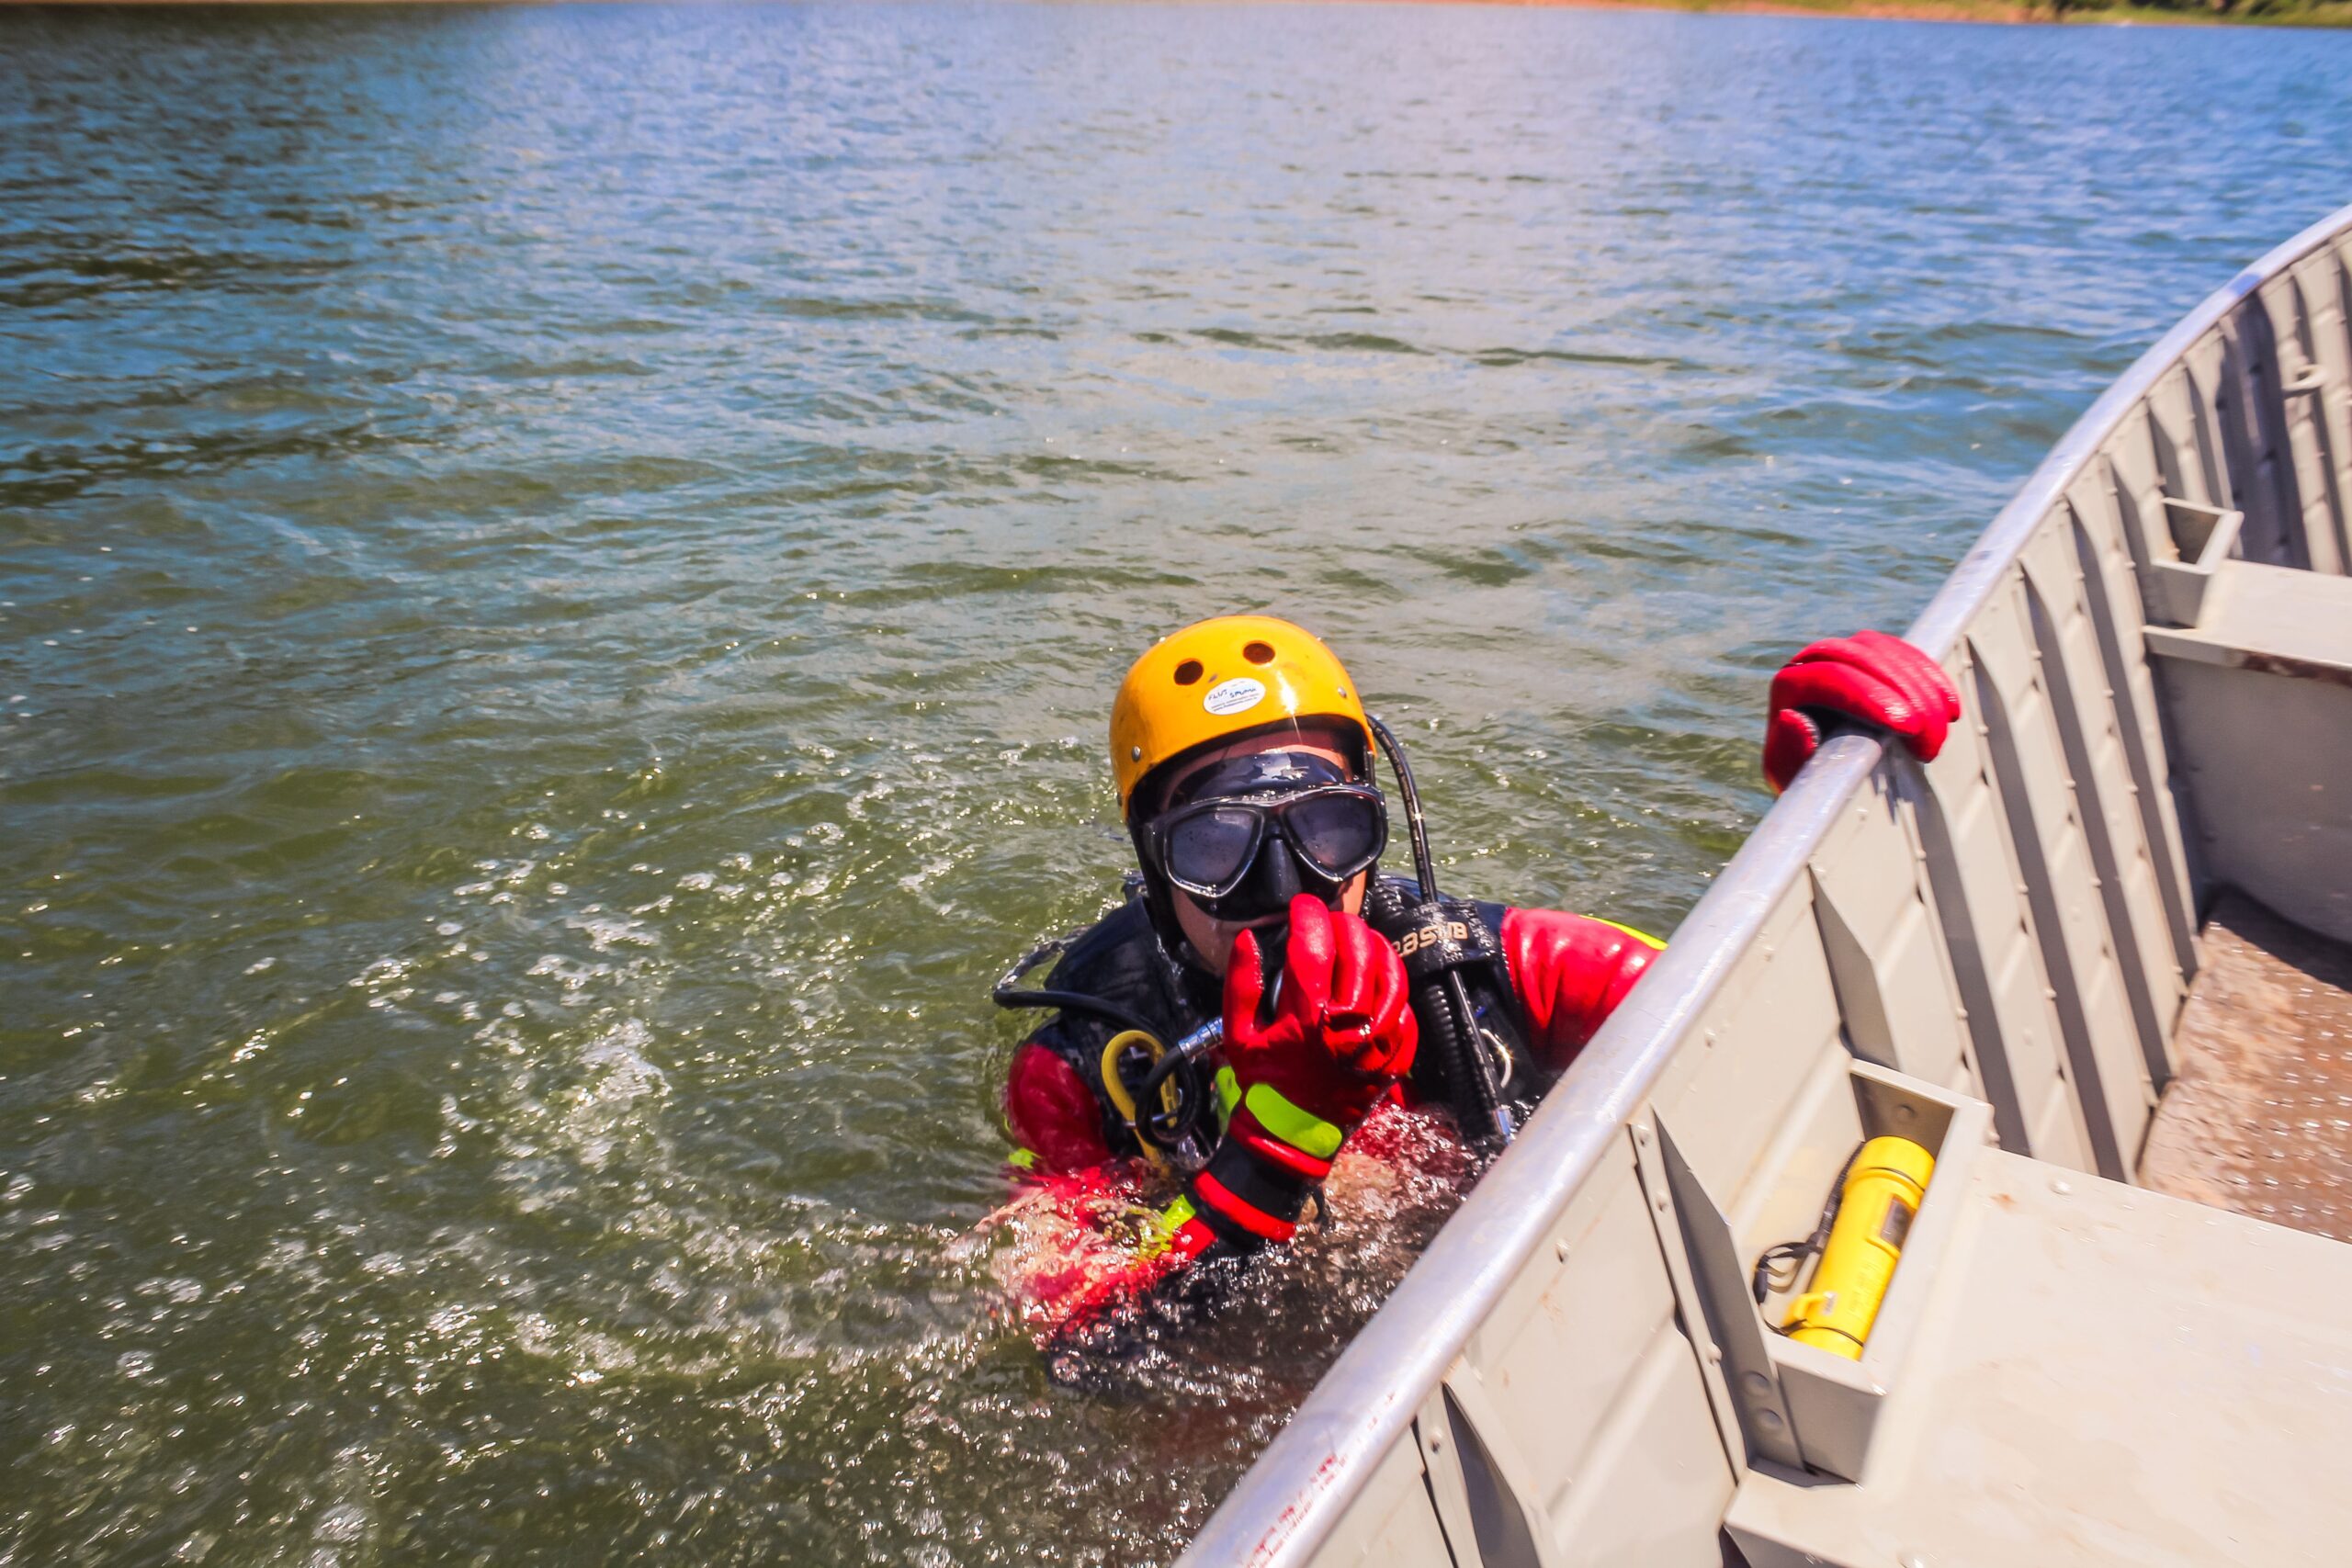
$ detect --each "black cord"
[1365,714,1512,1148]
[1751,1142,1864,1307]
[989,983,1161,1045]
[989,932,1165,1043]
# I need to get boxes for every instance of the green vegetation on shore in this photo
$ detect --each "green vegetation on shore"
[2041,0,2352,23]
[1595,0,2352,25]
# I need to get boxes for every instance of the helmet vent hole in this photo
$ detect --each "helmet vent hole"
[1242,641,1276,666]
[1172,660,1204,686]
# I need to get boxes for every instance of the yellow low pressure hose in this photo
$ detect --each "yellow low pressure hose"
[1099,1030,1180,1175]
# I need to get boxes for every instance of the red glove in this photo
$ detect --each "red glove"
[1184,895,1419,1250]
[1226,894,1419,1113]
[1763,629,1962,795]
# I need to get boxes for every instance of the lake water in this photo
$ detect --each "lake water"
[4,5,2347,1562]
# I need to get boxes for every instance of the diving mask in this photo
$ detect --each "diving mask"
[1143,750,1387,919]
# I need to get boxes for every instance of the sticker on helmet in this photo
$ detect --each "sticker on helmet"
[1202,677,1266,717]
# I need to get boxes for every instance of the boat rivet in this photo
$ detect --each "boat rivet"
[1742,1371,1771,1397]
[1758,1409,1785,1432]
[1901,1555,1930,1568]
[1130,746,1142,761]
[1556,1240,1570,1262]
[2052,1179,2072,1196]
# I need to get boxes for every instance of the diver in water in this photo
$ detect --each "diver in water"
[993,615,1958,1346]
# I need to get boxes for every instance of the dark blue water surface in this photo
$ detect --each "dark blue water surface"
[3,4,2347,1562]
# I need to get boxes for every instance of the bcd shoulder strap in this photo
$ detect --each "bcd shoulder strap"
[1362,879,1530,1113]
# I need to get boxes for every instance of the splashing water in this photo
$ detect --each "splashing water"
[6,5,2352,1564]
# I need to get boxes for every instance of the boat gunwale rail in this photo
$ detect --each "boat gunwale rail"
[1179,730,1886,1568]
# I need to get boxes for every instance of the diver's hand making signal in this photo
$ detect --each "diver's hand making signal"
[1225,895,1417,1109]
[1762,629,1962,795]
[1170,896,1416,1255]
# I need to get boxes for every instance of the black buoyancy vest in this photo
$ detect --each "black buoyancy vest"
[1020,877,1532,1150]
[1020,895,1224,1160]
[1360,877,1531,1116]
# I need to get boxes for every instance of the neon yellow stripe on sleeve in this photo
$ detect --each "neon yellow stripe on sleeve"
[1244,1082,1345,1160]
[1590,917,1666,951]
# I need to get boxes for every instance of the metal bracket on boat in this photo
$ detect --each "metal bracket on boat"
[2148,497,2244,628]
[1630,1114,1804,1475]
[1413,1368,1566,1568]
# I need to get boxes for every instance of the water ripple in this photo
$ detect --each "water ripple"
[4,5,2350,1564]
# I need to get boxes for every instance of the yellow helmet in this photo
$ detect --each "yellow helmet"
[1110,615,1375,817]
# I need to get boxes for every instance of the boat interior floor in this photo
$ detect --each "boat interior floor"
[2138,891,2352,1244]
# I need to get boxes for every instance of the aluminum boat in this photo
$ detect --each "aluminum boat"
[1180,200,2352,1568]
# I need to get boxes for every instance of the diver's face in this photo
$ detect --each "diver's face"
[1157,728,1369,978]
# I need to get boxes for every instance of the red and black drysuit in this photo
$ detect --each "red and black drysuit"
[1001,877,1661,1336]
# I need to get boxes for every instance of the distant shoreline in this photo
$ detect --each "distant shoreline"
[18,0,2352,25]
[1382,0,2352,24]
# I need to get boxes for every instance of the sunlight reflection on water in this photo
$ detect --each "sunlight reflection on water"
[3,5,2349,1562]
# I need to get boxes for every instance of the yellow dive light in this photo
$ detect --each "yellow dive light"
[1784,1135,1935,1359]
